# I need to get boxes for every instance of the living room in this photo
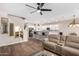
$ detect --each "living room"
[0,0,79,57]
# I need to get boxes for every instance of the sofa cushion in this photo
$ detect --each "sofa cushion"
[65,36,79,49]
[65,42,79,49]
[48,34,60,39]
[43,41,57,47]
[49,38,58,44]
[66,36,79,43]
[43,41,57,52]
[62,46,79,56]
[48,34,60,44]
[55,44,62,55]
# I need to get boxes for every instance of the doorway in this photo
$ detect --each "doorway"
[1,17,8,34]
[2,24,8,33]
[9,23,14,36]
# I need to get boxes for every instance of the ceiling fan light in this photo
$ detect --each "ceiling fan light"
[37,10,41,13]
[68,15,79,28]
[69,24,73,27]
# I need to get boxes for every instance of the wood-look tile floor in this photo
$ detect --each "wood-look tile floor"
[0,38,43,56]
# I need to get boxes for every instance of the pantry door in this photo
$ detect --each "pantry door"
[9,23,14,36]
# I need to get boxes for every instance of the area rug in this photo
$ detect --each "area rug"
[33,50,57,56]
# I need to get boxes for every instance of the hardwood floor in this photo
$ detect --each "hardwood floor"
[0,38,43,56]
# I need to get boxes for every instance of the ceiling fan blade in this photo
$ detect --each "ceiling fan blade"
[30,10,37,14]
[25,4,37,9]
[37,3,40,5]
[40,3,44,7]
[37,6,40,10]
[37,3,41,10]
[37,3,44,9]
[40,12,43,15]
[41,9,52,11]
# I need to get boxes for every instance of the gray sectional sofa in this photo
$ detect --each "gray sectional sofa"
[43,34,79,56]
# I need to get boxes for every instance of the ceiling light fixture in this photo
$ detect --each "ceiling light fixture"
[68,15,79,27]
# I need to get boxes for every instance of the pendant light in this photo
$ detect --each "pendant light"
[68,15,79,27]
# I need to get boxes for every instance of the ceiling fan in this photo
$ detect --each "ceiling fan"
[25,3,52,15]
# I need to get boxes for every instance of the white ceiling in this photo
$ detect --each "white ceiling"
[0,3,79,24]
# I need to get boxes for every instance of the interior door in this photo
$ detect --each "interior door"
[9,23,14,36]
[3,24,8,33]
